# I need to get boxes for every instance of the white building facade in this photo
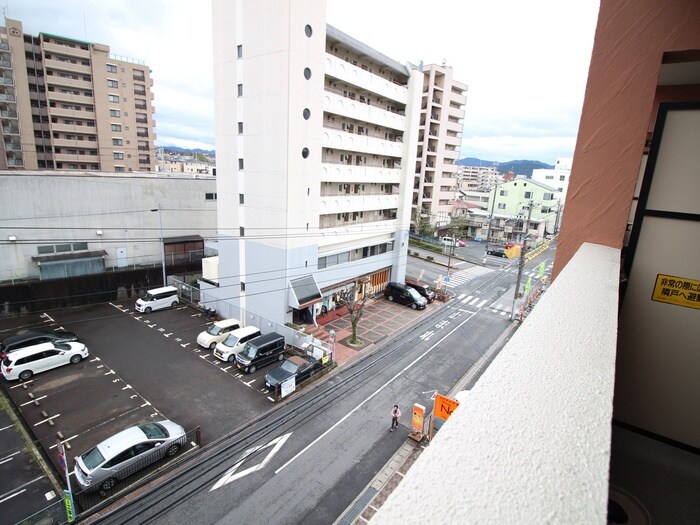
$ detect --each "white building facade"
[531,157,572,203]
[207,0,422,326]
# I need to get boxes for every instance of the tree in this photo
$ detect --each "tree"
[417,214,434,237]
[336,287,367,345]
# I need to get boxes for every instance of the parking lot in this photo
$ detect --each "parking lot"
[0,299,309,511]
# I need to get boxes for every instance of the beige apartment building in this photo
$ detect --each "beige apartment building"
[414,63,467,225]
[0,18,156,171]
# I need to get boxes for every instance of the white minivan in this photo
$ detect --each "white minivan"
[135,286,179,313]
[213,326,261,362]
[1,341,89,381]
[196,318,241,349]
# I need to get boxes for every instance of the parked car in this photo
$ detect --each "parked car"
[264,355,321,390]
[486,247,507,258]
[73,420,186,492]
[196,318,241,349]
[384,282,428,310]
[214,326,261,362]
[404,279,436,303]
[441,236,457,247]
[1,341,88,381]
[135,286,179,314]
[457,239,466,247]
[0,330,79,359]
[235,332,286,373]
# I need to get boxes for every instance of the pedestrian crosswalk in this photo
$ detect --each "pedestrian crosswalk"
[456,293,511,316]
[443,266,494,289]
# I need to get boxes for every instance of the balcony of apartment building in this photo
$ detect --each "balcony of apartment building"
[324,51,408,106]
[136,127,149,138]
[51,134,97,148]
[44,73,92,91]
[323,85,406,131]
[49,118,95,135]
[318,209,398,248]
[133,85,147,97]
[53,150,100,164]
[3,137,21,151]
[321,126,403,159]
[133,71,146,82]
[319,192,400,218]
[43,57,91,76]
[0,52,11,69]
[1,121,19,135]
[0,73,13,87]
[40,40,90,59]
[0,88,15,102]
[134,99,148,110]
[320,182,398,198]
[0,104,17,119]
[48,104,94,120]
[445,130,461,147]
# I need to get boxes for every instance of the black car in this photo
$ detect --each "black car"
[0,330,79,359]
[404,279,436,303]
[264,355,320,390]
[384,282,428,310]
[486,247,507,258]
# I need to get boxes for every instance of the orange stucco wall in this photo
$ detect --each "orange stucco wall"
[553,0,700,279]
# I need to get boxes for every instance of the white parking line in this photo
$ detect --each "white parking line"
[0,451,20,465]
[0,488,26,503]
[21,396,46,406]
[34,415,60,426]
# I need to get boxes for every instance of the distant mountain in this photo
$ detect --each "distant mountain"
[457,157,553,177]
[161,145,216,155]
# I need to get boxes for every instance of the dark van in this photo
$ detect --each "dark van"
[404,279,436,303]
[235,333,286,374]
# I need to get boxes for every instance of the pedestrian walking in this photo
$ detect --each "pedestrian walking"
[390,404,401,431]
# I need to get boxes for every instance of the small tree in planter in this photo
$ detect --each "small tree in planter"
[336,287,367,345]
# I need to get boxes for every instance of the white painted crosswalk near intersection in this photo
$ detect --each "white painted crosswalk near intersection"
[443,265,493,289]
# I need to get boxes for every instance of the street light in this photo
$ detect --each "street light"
[151,204,166,286]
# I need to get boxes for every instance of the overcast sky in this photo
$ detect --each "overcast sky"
[6,0,599,164]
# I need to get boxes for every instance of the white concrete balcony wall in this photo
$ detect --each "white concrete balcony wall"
[322,128,402,158]
[371,243,620,524]
[323,91,405,132]
[324,53,408,104]
[320,163,400,184]
[319,193,399,214]
[317,219,397,249]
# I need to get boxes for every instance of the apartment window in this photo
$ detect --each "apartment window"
[106,64,117,73]
[110,109,120,117]
[543,192,554,200]
[113,152,124,160]
[238,122,243,134]
[240,282,246,293]
[238,158,244,169]
[107,79,118,88]
[499,190,508,196]
[237,84,243,97]
[111,124,121,132]
[115,166,125,172]
[205,193,217,201]
[498,203,506,210]
[560,175,566,181]
[239,227,245,237]
[239,194,244,205]
[524,191,533,199]
[237,45,243,58]
[108,94,119,103]
[112,138,123,146]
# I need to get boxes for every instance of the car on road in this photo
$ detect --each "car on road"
[0,330,79,359]
[384,282,428,310]
[197,318,241,349]
[1,341,88,381]
[486,247,507,257]
[214,325,261,362]
[74,420,186,492]
[457,239,466,247]
[441,236,457,247]
[404,279,436,303]
[264,354,321,390]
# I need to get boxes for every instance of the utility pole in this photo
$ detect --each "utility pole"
[554,199,563,234]
[511,200,533,321]
[485,184,498,251]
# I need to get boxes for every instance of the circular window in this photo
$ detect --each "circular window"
[302,147,310,159]
[303,108,311,120]
[305,25,313,37]
[304,67,311,80]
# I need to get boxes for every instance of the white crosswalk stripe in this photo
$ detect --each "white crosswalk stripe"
[442,266,494,289]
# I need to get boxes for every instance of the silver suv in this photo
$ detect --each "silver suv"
[74,420,186,492]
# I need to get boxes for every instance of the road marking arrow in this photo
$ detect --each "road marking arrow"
[210,432,293,491]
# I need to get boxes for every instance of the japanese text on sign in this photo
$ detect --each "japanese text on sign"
[651,274,700,310]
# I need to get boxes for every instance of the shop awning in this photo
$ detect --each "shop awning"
[289,275,323,309]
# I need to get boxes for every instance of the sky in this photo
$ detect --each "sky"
[5,0,600,165]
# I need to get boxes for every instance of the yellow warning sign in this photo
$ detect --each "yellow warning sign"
[651,274,700,310]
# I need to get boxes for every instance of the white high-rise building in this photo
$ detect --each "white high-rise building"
[532,157,572,203]
[205,0,422,326]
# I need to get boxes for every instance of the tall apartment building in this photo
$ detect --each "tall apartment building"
[414,63,467,224]
[0,18,156,171]
[206,0,422,326]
